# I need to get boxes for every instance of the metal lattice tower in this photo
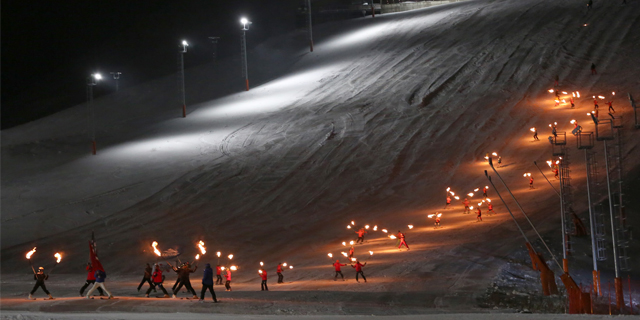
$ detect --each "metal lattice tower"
[610,117,631,271]
[552,132,573,256]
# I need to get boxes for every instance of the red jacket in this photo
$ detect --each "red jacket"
[529,177,534,184]
[477,208,482,216]
[333,262,347,271]
[356,229,367,237]
[488,203,493,210]
[225,270,232,281]
[277,265,283,273]
[216,266,221,275]
[259,270,267,280]
[397,232,405,240]
[446,196,451,204]
[152,269,163,283]
[86,265,96,280]
[463,200,470,206]
[352,262,366,272]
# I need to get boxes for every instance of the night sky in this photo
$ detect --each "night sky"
[1,0,309,129]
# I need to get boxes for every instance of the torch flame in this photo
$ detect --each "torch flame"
[152,241,161,257]
[369,251,373,255]
[373,225,378,231]
[260,261,264,266]
[474,188,479,192]
[530,127,536,132]
[548,89,554,93]
[347,225,352,229]
[351,221,355,225]
[486,199,491,203]
[342,242,346,246]
[382,229,388,233]
[454,196,460,200]
[389,235,397,239]
[365,225,370,229]
[492,152,498,156]
[221,266,226,271]
[230,266,237,271]
[408,225,414,229]
[26,247,36,259]
[55,253,62,263]
[349,241,354,245]
[470,206,474,210]
[259,269,263,274]
[228,254,233,260]
[428,214,435,218]
[195,254,200,260]
[437,213,442,218]
[328,253,333,258]
[572,92,576,97]
[468,193,474,197]
[612,92,615,95]
[598,95,605,99]
[446,187,450,192]
[217,251,221,257]
[450,192,455,196]
[576,92,580,98]
[283,263,287,267]
[351,258,356,262]
[570,119,576,124]
[197,240,206,255]
[342,252,348,257]
[289,266,293,269]
[562,91,568,95]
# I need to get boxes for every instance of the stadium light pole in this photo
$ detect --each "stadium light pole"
[87,73,102,155]
[110,72,121,92]
[241,17,251,91]
[307,0,314,52]
[179,40,189,117]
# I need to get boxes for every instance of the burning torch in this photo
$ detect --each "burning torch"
[26,247,37,273]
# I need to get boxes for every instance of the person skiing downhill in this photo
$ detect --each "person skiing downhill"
[216,264,223,285]
[532,127,539,141]
[199,264,218,302]
[259,268,269,291]
[277,263,284,283]
[137,263,155,292]
[29,267,53,300]
[529,176,535,189]
[355,228,367,244]
[397,231,410,250]
[483,186,488,199]
[444,195,452,209]
[570,97,575,109]
[487,203,496,215]
[352,260,367,283]
[225,268,232,291]
[86,268,114,299]
[348,245,355,259]
[434,215,441,228]
[463,198,470,214]
[146,263,170,298]
[607,101,615,114]
[554,167,559,179]
[172,263,198,299]
[333,260,347,281]
[80,262,103,297]
[476,207,483,222]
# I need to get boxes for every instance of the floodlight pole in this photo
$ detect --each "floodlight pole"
[307,0,314,52]
[87,73,101,155]
[179,40,188,117]
[604,140,623,309]
[241,19,251,91]
[110,72,121,92]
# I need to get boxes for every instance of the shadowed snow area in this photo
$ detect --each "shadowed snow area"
[2,0,640,316]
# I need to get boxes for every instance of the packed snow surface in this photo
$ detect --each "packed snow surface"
[2,0,640,316]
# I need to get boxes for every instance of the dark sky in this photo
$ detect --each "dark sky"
[1,0,308,129]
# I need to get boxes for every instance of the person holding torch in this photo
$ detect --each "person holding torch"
[277,263,284,283]
[216,264,223,285]
[259,268,269,291]
[29,266,53,300]
[333,260,347,281]
[351,259,367,283]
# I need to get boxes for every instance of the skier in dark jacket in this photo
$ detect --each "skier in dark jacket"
[80,262,103,296]
[146,263,170,298]
[172,263,198,299]
[29,267,53,300]
[199,263,218,302]
[137,263,155,292]
[168,262,182,292]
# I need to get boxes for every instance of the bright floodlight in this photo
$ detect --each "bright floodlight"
[240,17,248,25]
[93,73,102,80]
[182,40,188,46]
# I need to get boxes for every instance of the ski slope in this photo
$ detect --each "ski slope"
[2,0,640,314]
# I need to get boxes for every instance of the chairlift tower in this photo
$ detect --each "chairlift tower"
[551,131,571,272]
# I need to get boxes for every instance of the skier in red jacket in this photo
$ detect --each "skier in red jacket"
[529,177,534,189]
[216,265,223,285]
[397,231,410,250]
[352,260,367,283]
[333,260,347,281]
[355,228,367,244]
[146,264,170,298]
[444,195,452,209]
[434,216,441,228]
[483,186,488,199]
[259,268,268,291]
[277,263,284,283]
[463,198,470,214]
[348,245,355,259]
[476,207,483,222]
[487,203,496,215]
[79,262,104,297]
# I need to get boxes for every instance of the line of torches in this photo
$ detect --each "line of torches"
[151,240,238,271]
[258,261,294,273]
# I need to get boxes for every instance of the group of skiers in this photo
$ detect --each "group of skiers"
[332,259,368,282]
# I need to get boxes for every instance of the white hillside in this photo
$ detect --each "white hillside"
[2,0,640,312]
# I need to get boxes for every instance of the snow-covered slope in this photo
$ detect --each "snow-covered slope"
[2,0,640,307]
